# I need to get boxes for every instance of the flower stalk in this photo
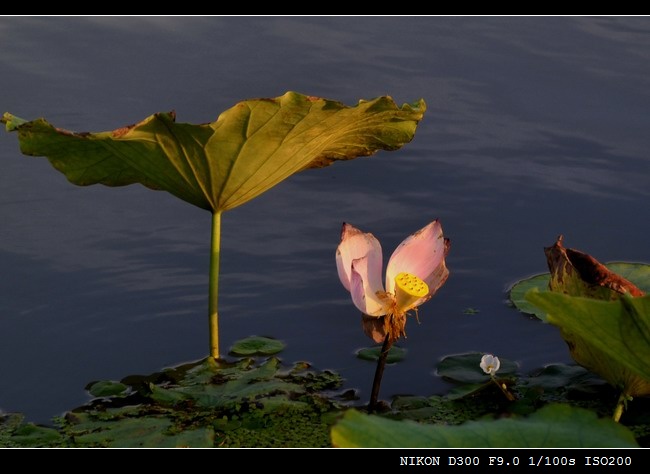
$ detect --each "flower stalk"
[613,393,631,422]
[209,211,222,359]
[368,334,393,413]
[481,354,515,401]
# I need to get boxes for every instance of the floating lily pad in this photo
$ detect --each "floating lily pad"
[437,352,518,384]
[331,404,639,448]
[508,273,550,318]
[356,345,406,363]
[71,416,215,448]
[444,383,493,401]
[230,336,286,356]
[528,364,604,391]
[87,380,129,398]
[7,423,64,447]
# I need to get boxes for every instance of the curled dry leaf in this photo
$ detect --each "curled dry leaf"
[545,235,644,298]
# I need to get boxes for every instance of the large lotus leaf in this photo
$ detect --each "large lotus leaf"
[331,404,638,448]
[514,237,650,397]
[525,290,650,394]
[2,92,426,212]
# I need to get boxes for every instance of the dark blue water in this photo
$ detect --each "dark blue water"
[2,17,650,423]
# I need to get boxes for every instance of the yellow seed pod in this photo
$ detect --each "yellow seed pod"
[394,272,429,312]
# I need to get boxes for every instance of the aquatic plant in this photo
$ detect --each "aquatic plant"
[335,220,449,410]
[2,92,426,358]
[510,236,650,421]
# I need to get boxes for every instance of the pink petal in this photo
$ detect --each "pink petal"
[385,220,450,297]
[410,256,449,308]
[336,222,383,292]
[350,257,387,316]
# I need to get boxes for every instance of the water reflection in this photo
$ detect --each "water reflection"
[1,16,650,422]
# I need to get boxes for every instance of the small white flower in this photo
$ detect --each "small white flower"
[480,354,500,376]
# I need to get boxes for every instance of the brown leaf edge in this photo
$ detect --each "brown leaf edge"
[544,235,644,297]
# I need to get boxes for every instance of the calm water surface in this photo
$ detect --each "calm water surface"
[2,17,650,423]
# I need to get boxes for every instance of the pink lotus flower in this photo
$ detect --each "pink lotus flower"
[336,220,450,343]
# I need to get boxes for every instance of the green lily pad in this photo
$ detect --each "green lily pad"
[150,357,303,409]
[0,413,24,433]
[70,416,214,448]
[87,380,129,397]
[57,355,344,447]
[230,336,286,356]
[509,273,551,318]
[331,404,639,448]
[177,355,226,385]
[356,345,406,363]
[437,352,518,384]
[8,423,64,447]
[528,364,603,391]
[444,383,492,401]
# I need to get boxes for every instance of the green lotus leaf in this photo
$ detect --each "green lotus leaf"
[528,363,604,391]
[331,404,638,448]
[513,238,650,400]
[356,345,407,363]
[525,290,650,395]
[71,416,214,448]
[86,380,129,398]
[230,336,286,356]
[2,92,426,358]
[5,423,64,447]
[2,92,426,213]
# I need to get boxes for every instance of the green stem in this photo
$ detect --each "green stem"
[209,211,222,359]
[368,334,393,413]
[613,392,627,423]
